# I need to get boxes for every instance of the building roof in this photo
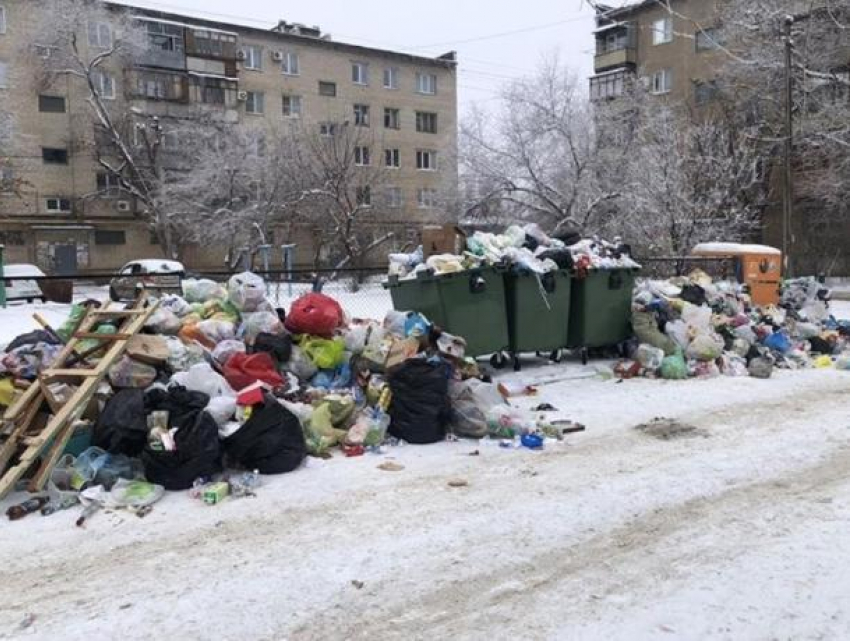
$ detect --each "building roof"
[597,0,682,21]
[104,1,457,69]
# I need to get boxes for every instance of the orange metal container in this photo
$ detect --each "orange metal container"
[691,243,782,307]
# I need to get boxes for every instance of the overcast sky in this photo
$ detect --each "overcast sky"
[110,0,637,114]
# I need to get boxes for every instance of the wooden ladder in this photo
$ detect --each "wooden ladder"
[0,297,157,499]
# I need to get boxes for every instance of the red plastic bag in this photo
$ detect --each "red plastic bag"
[223,352,283,392]
[284,293,344,338]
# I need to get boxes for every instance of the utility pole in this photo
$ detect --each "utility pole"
[783,15,794,276]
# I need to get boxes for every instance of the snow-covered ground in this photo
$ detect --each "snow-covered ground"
[1,298,850,639]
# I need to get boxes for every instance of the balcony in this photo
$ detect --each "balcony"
[594,47,637,73]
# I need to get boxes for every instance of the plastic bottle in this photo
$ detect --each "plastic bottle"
[6,496,49,521]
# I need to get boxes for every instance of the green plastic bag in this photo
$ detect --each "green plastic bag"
[56,304,88,342]
[302,337,346,370]
[303,404,348,456]
[660,351,689,380]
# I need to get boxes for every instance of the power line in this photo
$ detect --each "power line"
[409,15,590,50]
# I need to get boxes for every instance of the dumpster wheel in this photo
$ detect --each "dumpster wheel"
[512,354,522,372]
[490,352,509,369]
[550,349,563,364]
[580,348,589,366]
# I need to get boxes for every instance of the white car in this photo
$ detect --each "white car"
[3,264,47,303]
[110,259,185,301]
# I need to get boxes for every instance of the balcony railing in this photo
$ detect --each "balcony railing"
[594,47,637,72]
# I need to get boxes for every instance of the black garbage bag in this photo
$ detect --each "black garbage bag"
[680,284,707,306]
[145,385,210,431]
[141,410,222,490]
[537,249,574,271]
[5,330,61,353]
[252,332,293,364]
[388,359,451,444]
[224,395,306,474]
[93,389,148,457]
[809,336,834,355]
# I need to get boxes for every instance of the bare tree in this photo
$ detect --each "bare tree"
[461,57,619,236]
[30,0,204,258]
[294,119,393,274]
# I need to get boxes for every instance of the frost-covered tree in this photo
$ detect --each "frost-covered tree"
[460,57,618,236]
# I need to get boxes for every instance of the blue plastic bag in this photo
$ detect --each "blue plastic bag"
[764,331,792,354]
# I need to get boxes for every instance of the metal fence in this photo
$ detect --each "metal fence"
[2,267,397,320]
[636,257,737,280]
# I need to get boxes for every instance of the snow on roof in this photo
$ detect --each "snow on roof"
[130,15,239,36]
[4,264,46,277]
[593,21,627,35]
[692,242,781,256]
[187,71,240,82]
[130,259,185,272]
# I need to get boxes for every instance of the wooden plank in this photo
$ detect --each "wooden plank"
[0,390,45,473]
[41,369,100,378]
[39,378,64,414]
[0,301,156,499]
[3,380,42,422]
[90,309,147,316]
[28,420,86,492]
[72,332,133,341]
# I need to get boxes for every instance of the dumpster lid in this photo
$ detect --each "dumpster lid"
[692,242,780,256]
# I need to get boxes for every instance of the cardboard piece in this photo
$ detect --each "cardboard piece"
[385,337,422,371]
[421,224,466,259]
[126,334,169,366]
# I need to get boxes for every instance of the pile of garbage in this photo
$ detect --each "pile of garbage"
[1,271,577,521]
[389,224,639,278]
[627,271,849,380]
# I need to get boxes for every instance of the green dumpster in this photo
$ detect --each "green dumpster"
[568,268,638,358]
[504,269,571,368]
[385,266,510,359]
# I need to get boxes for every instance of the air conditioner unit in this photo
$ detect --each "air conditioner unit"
[237,90,249,101]
[271,51,284,62]
[116,200,131,212]
[236,49,247,61]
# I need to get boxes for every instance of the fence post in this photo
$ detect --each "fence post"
[0,244,5,309]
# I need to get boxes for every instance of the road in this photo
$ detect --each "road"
[1,367,850,640]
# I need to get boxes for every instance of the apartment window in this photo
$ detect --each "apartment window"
[319,122,336,137]
[354,146,371,166]
[144,21,183,53]
[45,197,72,213]
[243,45,262,70]
[385,148,400,168]
[384,108,400,130]
[651,68,672,95]
[95,230,126,245]
[354,103,370,127]
[601,28,630,53]
[281,51,300,75]
[201,80,225,105]
[696,27,721,52]
[245,91,265,114]
[282,94,302,117]
[192,29,236,58]
[318,81,336,97]
[694,80,720,105]
[356,186,372,207]
[352,61,369,85]
[416,73,437,95]
[0,61,7,88]
[0,166,13,192]
[417,188,438,209]
[93,71,115,99]
[652,17,673,45]
[87,22,112,49]
[416,111,438,134]
[96,171,121,194]
[136,71,184,101]
[590,70,628,100]
[39,95,66,113]
[384,67,399,89]
[386,186,402,208]
[416,150,437,171]
[0,231,25,245]
[42,148,68,165]
[0,6,6,35]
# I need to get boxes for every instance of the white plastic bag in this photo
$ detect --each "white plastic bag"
[145,307,181,335]
[170,363,235,399]
[449,379,506,438]
[206,395,237,426]
[182,278,227,303]
[636,344,665,370]
[196,319,236,345]
[227,271,267,312]
[241,312,283,343]
[284,345,318,381]
[686,333,724,361]
[212,339,246,365]
[159,294,192,318]
[665,320,689,349]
